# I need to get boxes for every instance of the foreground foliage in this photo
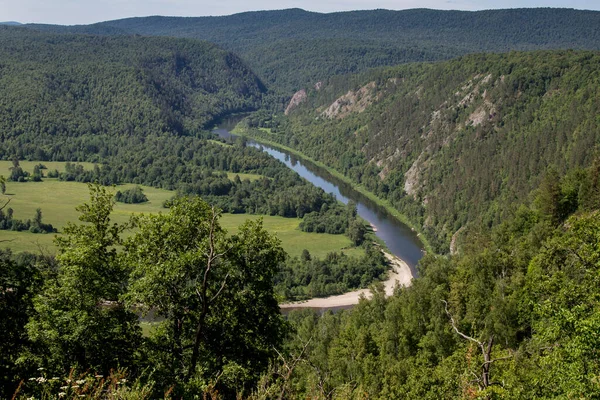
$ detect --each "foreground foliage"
[4,161,600,398]
[257,172,600,399]
[3,185,286,398]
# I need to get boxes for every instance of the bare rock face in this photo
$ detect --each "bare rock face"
[284,89,307,115]
[449,226,466,255]
[322,81,377,119]
[404,152,426,199]
[314,81,323,91]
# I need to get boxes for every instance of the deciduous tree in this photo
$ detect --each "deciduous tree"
[26,185,141,374]
[125,196,286,394]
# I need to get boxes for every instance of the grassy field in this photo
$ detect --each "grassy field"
[0,178,362,259]
[207,139,228,147]
[226,172,264,182]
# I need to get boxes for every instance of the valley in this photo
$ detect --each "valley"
[251,50,600,253]
[1,7,600,399]
[216,121,424,270]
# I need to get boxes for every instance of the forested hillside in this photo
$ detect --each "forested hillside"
[0,26,266,139]
[276,163,600,398]
[246,50,600,252]
[24,8,600,93]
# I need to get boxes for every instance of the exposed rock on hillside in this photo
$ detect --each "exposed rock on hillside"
[404,152,427,199]
[449,226,466,255]
[273,52,600,253]
[322,82,377,119]
[284,89,307,115]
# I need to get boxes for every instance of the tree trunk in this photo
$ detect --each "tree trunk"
[481,336,494,390]
[186,303,207,382]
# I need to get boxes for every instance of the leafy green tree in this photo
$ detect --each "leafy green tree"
[26,184,141,375]
[579,156,600,211]
[347,220,366,246]
[521,212,600,398]
[0,250,44,398]
[535,168,563,224]
[0,175,6,194]
[125,196,286,394]
[115,186,148,204]
[32,164,42,182]
[301,249,311,262]
[347,201,358,219]
[33,208,42,227]
[8,158,26,182]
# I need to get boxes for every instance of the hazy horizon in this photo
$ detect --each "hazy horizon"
[1,1,599,26]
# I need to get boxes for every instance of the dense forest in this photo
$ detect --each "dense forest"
[23,8,600,93]
[0,26,266,138]
[271,157,600,399]
[246,50,600,253]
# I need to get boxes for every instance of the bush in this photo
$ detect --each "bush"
[115,186,148,204]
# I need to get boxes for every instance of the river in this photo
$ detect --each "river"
[213,117,424,280]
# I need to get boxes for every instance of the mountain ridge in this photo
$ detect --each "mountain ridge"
[21,8,600,93]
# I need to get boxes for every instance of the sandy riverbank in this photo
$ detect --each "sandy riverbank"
[279,251,413,309]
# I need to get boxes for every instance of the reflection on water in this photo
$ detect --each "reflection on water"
[213,125,424,276]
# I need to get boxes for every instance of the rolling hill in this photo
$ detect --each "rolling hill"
[0,26,266,145]
[23,8,600,93]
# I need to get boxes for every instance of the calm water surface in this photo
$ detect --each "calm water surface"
[214,119,424,276]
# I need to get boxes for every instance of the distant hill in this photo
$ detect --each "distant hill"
[24,8,600,93]
[0,26,266,150]
[0,21,21,25]
[249,50,600,251]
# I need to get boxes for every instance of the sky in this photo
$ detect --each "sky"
[1,0,598,25]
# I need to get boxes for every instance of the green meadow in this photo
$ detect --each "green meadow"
[0,163,362,258]
[226,172,264,182]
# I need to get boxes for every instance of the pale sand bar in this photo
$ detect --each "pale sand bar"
[280,252,413,309]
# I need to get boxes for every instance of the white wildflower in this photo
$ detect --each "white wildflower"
[76,379,86,385]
